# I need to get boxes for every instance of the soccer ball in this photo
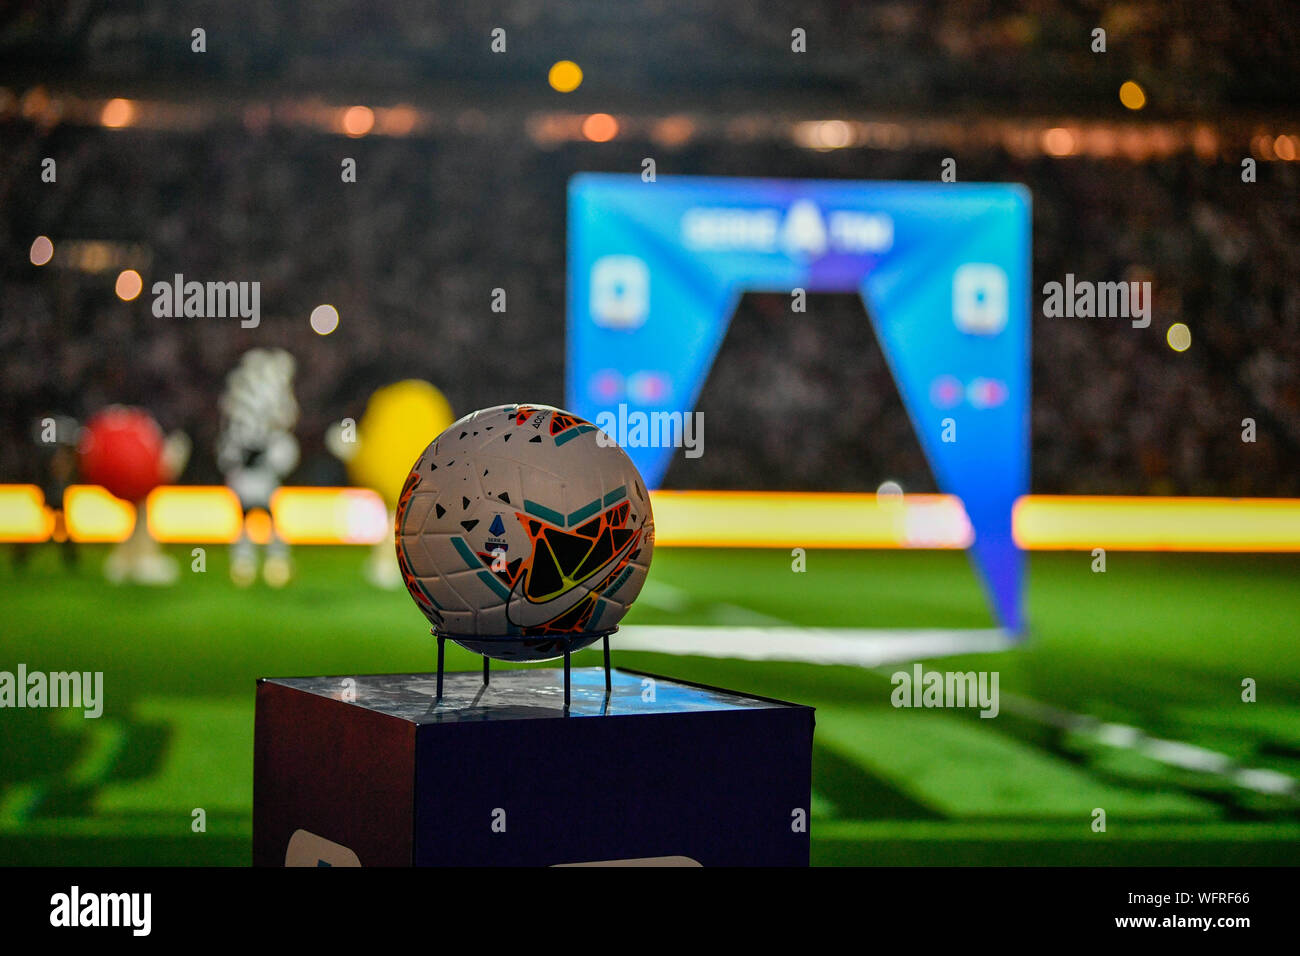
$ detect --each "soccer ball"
[395,403,655,661]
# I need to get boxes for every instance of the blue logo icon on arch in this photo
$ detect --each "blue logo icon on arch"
[567,174,1031,634]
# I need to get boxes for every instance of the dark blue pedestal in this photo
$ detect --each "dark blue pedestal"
[255,667,814,866]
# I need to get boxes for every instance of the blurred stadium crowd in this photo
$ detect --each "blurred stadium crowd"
[5,0,1296,110]
[1,0,1297,496]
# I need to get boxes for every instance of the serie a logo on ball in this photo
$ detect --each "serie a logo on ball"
[395,404,654,661]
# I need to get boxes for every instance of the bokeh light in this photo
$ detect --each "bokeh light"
[652,115,695,148]
[310,304,340,335]
[793,120,857,151]
[342,105,374,137]
[877,480,904,508]
[376,105,418,136]
[1251,133,1275,160]
[1119,80,1146,110]
[582,112,619,142]
[244,508,273,545]
[29,235,53,266]
[115,269,143,301]
[1042,127,1077,157]
[548,60,583,93]
[814,120,853,149]
[1166,323,1192,352]
[100,97,136,128]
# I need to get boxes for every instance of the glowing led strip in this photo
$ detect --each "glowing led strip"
[0,485,55,542]
[1012,495,1300,552]
[269,486,391,545]
[64,485,136,542]
[2,485,1298,551]
[146,486,243,543]
[649,490,972,549]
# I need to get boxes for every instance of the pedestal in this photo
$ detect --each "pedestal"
[254,667,814,866]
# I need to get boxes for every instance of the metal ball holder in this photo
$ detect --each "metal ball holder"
[432,628,618,712]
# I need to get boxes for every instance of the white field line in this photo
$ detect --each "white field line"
[616,624,1015,667]
[617,618,1298,798]
[999,695,1298,797]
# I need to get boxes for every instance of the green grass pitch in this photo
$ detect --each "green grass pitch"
[1,543,1297,865]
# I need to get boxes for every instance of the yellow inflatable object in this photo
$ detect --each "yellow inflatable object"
[349,381,454,508]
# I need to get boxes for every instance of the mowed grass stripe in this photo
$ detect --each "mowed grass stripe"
[95,698,252,815]
[815,706,1218,820]
[814,819,1300,841]
[811,820,1300,866]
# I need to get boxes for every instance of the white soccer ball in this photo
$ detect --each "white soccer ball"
[395,404,655,661]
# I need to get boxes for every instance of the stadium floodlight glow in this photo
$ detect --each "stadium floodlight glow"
[567,174,1032,634]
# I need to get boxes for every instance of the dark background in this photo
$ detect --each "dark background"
[2,0,1297,495]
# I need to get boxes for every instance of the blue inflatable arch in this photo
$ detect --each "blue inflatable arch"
[567,174,1031,634]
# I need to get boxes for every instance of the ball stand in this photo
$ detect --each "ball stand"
[432,628,618,713]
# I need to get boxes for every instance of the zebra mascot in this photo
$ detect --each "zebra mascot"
[217,348,300,587]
